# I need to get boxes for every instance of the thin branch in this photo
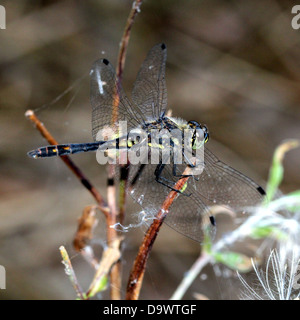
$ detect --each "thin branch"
[170,252,212,300]
[111,0,143,124]
[25,110,109,216]
[125,162,196,300]
[108,0,143,300]
[116,0,143,83]
[59,246,85,300]
[26,0,144,301]
[86,237,122,299]
[106,164,122,300]
[112,0,143,222]
[25,110,124,298]
[73,205,100,269]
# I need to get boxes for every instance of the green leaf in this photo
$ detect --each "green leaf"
[250,225,288,241]
[283,190,300,212]
[87,275,108,298]
[265,140,300,203]
[212,251,253,273]
[202,227,213,254]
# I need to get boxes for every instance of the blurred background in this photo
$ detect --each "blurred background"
[0,0,299,299]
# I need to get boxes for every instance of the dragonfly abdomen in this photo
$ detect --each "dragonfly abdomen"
[27,142,103,158]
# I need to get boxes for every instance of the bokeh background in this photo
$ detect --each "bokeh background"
[0,0,299,299]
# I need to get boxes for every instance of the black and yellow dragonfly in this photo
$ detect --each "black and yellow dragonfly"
[28,43,265,242]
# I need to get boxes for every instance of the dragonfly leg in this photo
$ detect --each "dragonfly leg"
[130,163,146,187]
[154,163,191,196]
[171,163,200,182]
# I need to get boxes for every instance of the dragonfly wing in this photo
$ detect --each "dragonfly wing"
[192,148,266,209]
[129,148,265,242]
[90,58,144,141]
[162,148,266,242]
[129,162,215,243]
[131,43,168,121]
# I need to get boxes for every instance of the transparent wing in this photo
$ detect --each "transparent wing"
[192,148,266,207]
[131,43,168,121]
[129,162,216,243]
[129,148,265,243]
[90,58,145,141]
[162,147,265,242]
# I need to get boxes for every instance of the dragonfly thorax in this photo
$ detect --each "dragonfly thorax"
[127,116,209,155]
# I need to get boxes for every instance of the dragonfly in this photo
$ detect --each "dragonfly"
[28,43,266,242]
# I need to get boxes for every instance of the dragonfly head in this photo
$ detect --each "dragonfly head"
[188,121,209,150]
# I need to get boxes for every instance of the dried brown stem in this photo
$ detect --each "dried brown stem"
[106,165,122,300]
[125,164,196,300]
[25,110,109,216]
[25,113,120,247]
[73,205,99,252]
[86,237,122,299]
[116,0,143,82]
[26,0,143,300]
[73,205,100,269]
[111,0,144,219]
[59,246,85,300]
[108,0,143,300]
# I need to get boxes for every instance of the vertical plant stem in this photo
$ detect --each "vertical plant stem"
[107,164,122,300]
[116,0,143,84]
[126,210,166,300]
[27,0,144,300]
[108,0,143,300]
[114,0,144,220]
[126,164,195,300]
[59,246,85,300]
[86,237,122,299]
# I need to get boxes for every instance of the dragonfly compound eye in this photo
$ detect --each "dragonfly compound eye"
[187,120,200,129]
[192,128,207,150]
[188,121,208,149]
[202,125,209,143]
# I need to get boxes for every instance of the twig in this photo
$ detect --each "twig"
[110,0,143,124]
[59,246,85,300]
[25,110,109,216]
[112,0,143,224]
[26,0,143,300]
[116,0,143,84]
[73,205,100,269]
[110,0,144,225]
[25,109,122,297]
[86,237,122,299]
[106,165,121,300]
[125,162,196,300]
[170,252,212,300]
[108,0,143,300]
